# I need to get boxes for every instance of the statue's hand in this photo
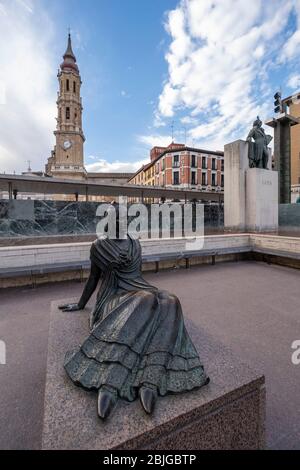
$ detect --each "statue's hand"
[58,303,82,312]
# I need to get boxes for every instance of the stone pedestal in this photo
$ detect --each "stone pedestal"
[246,168,278,232]
[41,300,265,450]
[224,139,278,232]
[224,140,249,231]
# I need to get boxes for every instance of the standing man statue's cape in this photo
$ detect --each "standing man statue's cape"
[247,116,272,169]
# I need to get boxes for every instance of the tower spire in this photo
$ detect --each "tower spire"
[60,31,78,73]
[64,32,76,60]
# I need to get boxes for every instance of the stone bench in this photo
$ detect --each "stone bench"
[143,246,251,271]
[0,246,251,285]
[253,247,300,261]
[0,261,91,286]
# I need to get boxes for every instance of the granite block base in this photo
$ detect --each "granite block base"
[246,168,278,232]
[42,300,265,450]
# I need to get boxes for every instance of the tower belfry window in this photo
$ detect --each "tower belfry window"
[66,79,69,91]
[73,81,76,93]
[66,107,70,119]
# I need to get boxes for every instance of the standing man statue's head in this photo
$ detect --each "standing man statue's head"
[253,116,262,128]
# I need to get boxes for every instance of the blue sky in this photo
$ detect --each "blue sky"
[1,0,300,174]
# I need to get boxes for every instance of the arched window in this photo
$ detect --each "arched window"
[66,79,69,91]
[73,81,76,93]
[66,107,70,119]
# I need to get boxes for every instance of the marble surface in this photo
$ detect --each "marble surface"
[279,203,300,229]
[42,300,265,450]
[0,200,101,237]
[0,200,224,237]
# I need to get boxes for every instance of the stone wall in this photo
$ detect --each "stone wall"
[0,200,224,237]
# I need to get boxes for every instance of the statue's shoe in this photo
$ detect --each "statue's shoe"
[97,388,117,420]
[139,386,157,415]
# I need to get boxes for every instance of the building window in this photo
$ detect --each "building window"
[202,156,206,169]
[221,160,224,171]
[162,159,165,171]
[191,155,197,168]
[73,81,76,93]
[173,155,180,168]
[202,172,206,185]
[212,158,216,170]
[66,79,69,91]
[66,107,70,119]
[191,171,196,185]
[221,174,224,187]
[173,171,180,185]
[212,173,216,186]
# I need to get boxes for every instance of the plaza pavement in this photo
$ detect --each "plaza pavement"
[0,260,299,449]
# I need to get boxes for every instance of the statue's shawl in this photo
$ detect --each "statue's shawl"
[89,237,155,327]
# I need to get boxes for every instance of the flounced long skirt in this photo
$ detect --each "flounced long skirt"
[64,289,208,401]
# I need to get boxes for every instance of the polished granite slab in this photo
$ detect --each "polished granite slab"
[0,200,224,237]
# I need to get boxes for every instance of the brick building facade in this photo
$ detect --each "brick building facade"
[129,142,224,192]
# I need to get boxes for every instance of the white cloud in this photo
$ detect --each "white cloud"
[282,30,300,59]
[16,0,34,14]
[137,134,172,148]
[287,73,300,90]
[121,90,130,98]
[0,0,57,174]
[149,0,298,150]
[280,0,300,61]
[86,157,148,173]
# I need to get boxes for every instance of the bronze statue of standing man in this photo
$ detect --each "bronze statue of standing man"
[246,116,272,169]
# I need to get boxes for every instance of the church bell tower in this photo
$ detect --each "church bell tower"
[46,33,86,179]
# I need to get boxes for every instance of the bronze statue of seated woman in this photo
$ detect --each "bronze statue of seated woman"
[59,205,209,420]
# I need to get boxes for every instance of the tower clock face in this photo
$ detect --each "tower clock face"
[63,140,72,150]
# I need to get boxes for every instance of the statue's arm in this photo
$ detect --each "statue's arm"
[59,262,102,312]
[78,262,102,308]
[246,128,254,141]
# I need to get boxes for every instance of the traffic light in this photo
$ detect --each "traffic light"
[274,91,282,113]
